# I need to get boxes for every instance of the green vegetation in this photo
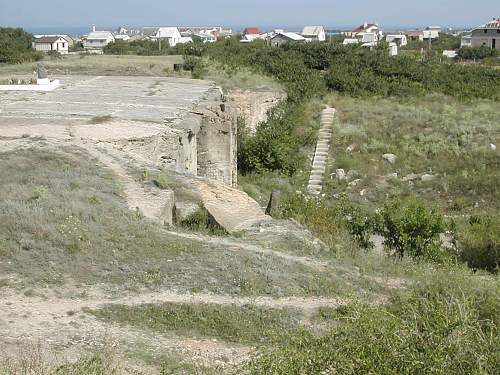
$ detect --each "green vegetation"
[458,46,499,60]
[375,197,446,260]
[89,303,300,344]
[0,27,43,64]
[456,215,499,272]
[247,271,499,375]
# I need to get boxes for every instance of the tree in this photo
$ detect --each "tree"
[0,27,43,64]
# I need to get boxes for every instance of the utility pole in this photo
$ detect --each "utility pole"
[428,31,432,59]
[159,37,161,52]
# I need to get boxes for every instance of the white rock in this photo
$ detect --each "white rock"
[336,169,347,181]
[385,173,398,180]
[382,153,397,164]
[491,143,497,151]
[348,179,361,187]
[347,170,359,180]
[403,173,419,181]
[360,189,367,196]
[421,174,436,182]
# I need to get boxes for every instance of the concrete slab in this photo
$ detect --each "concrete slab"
[0,75,215,141]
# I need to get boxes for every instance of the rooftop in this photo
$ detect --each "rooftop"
[34,36,64,44]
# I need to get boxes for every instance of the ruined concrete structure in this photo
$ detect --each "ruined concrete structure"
[0,75,238,186]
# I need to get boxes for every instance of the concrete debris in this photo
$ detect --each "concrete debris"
[335,169,347,181]
[348,179,361,187]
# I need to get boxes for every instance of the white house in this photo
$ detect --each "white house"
[114,34,130,41]
[386,34,408,46]
[343,38,359,45]
[32,36,69,54]
[155,27,182,47]
[443,50,458,58]
[179,36,194,44]
[388,42,398,56]
[302,26,326,42]
[360,32,378,43]
[423,26,441,40]
[349,23,383,39]
[83,31,115,51]
[461,34,472,48]
[270,32,306,47]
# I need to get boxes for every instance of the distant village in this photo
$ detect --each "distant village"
[31,18,500,58]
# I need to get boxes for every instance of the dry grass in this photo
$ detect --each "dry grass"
[322,94,500,214]
[0,147,379,298]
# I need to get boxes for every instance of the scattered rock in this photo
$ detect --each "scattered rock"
[346,170,359,180]
[421,174,436,182]
[346,143,358,153]
[335,169,347,181]
[385,173,398,180]
[382,153,397,164]
[491,143,497,151]
[348,179,361,187]
[403,173,419,181]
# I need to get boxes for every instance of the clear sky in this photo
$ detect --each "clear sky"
[0,0,498,30]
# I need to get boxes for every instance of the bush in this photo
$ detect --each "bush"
[375,197,446,260]
[47,50,62,59]
[0,27,43,64]
[458,46,499,60]
[246,272,499,375]
[456,215,499,272]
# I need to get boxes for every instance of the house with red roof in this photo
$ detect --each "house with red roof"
[243,27,261,36]
[32,36,70,54]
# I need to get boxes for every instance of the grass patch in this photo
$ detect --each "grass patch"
[89,303,301,345]
[247,269,500,375]
[88,114,112,124]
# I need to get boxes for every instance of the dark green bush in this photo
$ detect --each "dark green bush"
[458,46,499,60]
[0,27,43,64]
[456,215,499,272]
[375,197,447,260]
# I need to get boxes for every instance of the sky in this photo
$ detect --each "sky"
[0,0,498,31]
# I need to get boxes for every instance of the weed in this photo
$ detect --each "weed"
[89,303,301,344]
[88,115,112,124]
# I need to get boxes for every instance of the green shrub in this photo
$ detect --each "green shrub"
[456,215,499,273]
[458,46,499,60]
[179,206,226,235]
[375,197,446,260]
[0,27,43,64]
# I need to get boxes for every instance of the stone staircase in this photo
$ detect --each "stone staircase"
[307,107,336,195]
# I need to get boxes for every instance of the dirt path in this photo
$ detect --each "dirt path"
[80,142,175,224]
[0,286,347,370]
[164,230,332,272]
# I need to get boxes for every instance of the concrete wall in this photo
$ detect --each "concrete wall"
[471,29,500,49]
[196,91,237,186]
